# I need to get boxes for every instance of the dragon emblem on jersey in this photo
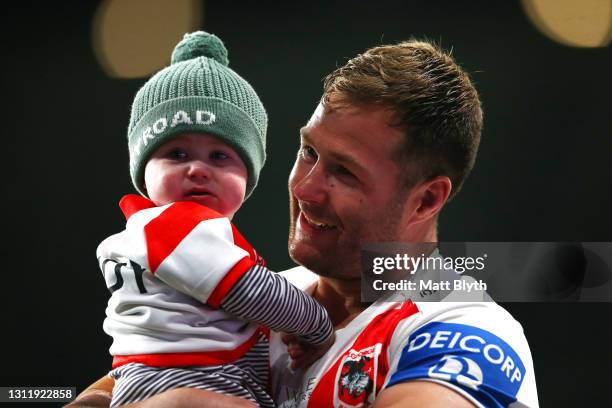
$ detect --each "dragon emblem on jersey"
[340,356,372,397]
[335,344,381,408]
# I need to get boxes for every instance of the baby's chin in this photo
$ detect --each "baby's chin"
[185,196,235,218]
[152,195,235,219]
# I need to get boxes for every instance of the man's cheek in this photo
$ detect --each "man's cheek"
[288,159,302,188]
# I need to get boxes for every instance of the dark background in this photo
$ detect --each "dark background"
[2,1,610,406]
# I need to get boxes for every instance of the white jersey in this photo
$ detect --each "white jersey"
[99,251,260,361]
[270,267,539,408]
[98,195,262,368]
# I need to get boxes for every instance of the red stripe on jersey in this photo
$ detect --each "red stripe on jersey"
[144,201,224,273]
[119,194,156,220]
[207,256,256,308]
[230,224,267,267]
[307,301,419,408]
[230,224,256,259]
[111,328,264,369]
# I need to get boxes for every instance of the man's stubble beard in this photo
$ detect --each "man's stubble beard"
[287,193,407,281]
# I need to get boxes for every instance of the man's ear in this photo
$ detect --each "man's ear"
[401,175,452,229]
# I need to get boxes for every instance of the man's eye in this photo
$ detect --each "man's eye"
[299,146,317,162]
[336,166,354,178]
[168,149,187,159]
[211,151,229,161]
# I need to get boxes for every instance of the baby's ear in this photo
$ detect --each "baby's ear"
[140,179,148,193]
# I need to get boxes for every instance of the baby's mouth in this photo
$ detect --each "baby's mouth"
[186,189,215,198]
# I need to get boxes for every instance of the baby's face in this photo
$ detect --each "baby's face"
[144,133,247,219]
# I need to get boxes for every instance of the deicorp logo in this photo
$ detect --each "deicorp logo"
[388,322,526,407]
[428,355,483,390]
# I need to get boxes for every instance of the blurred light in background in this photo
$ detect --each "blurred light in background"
[93,0,203,78]
[522,0,611,48]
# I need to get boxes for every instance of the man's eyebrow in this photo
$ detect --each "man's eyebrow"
[299,127,367,175]
[299,127,310,142]
[329,151,366,174]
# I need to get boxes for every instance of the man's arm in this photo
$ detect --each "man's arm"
[379,303,539,408]
[374,381,476,408]
[65,376,256,408]
[64,376,113,408]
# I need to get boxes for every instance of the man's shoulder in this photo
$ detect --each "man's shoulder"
[390,301,529,358]
[414,300,520,324]
[408,301,525,339]
[385,300,538,407]
[278,266,319,291]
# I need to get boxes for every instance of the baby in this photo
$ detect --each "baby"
[97,31,333,407]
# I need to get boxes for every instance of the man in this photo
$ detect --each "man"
[70,39,538,407]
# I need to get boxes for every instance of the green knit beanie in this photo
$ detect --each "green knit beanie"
[127,31,267,199]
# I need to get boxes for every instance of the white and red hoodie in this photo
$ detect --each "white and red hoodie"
[97,194,332,369]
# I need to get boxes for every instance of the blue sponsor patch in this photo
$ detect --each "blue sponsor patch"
[387,322,525,408]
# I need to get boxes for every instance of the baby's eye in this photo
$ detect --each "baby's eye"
[211,151,229,161]
[168,149,188,160]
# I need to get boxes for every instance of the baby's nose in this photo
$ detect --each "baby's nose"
[187,160,212,179]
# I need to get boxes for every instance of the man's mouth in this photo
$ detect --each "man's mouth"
[301,211,338,230]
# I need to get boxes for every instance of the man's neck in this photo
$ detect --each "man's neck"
[311,225,438,328]
[312,276,370,329]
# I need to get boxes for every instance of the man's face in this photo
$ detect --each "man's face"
[144,133,247,219]
[288,103,411,279]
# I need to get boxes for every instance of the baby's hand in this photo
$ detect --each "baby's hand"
[281,332,335,370]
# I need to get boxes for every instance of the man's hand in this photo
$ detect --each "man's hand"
[118,388,257,408]
[65,376,256,408]
[64,376,113,407]
[282,332,335,370]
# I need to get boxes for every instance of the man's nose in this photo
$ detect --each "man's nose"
[291,163,326,204]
